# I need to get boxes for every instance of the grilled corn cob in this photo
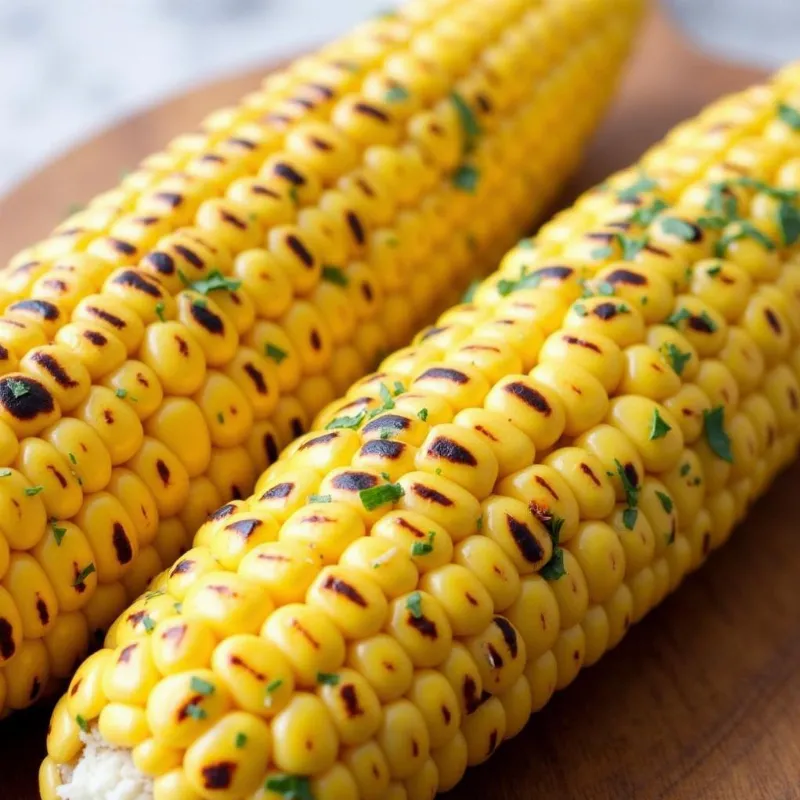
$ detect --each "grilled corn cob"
[0,0,643,716]
[41,61,800,800]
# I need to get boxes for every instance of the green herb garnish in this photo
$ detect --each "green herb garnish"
[406,591,423,619]
[321,265,349,286]
[703,406,733,463]
[265,343,288,364]
[649,409,672,440]
[359,481,404,511]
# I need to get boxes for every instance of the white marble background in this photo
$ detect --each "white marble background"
[0,0,798,196]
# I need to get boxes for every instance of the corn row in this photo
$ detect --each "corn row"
[0,0,643,717]
[41,62,800,800]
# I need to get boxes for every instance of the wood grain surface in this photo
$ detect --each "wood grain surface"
[3,6,795,799]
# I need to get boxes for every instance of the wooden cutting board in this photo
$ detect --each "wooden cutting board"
[4,8,798,800]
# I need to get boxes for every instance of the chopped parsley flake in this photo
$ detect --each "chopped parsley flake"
[778,201,800,246]
[184,703,207,721]
[666,307,691,328]
[24,485,44,496]
[450,91,481,153]
[628,198,669,227]
[359,481,404,511]
[317,672,340,686]
[706,263,723,277]
[321,265,348,286]
[308,494,332,504]
[76,715,89,733]
[187,270,241,295]
[6,378,29,399]
[235,732,247,748]
[265,343,288,364]
[417,408,429,422]
[617,174,658,202]
[705,182,738,219]
[115,388,128,399]
[0,469,10,478]
[703,406,733,463]
[141,614,156,633]
[265,775,314,800]
[154,302,166,322]
[622,507,639,531]
[461,280,480,302]
[656,490,674,514]
[660,217,698,241]
[679,463,691,477]
[715,221,776,257]
[777,102,800,131]
[496,270,543,297]
[73,563,95,587]
[190,676,215,696]
[384,85,409,103]
[326,409,367,431]
[540,548,566,581]
[649,409,672,440]
[68,452,77,465]
[411,531,436,557]
[452,163,480,193]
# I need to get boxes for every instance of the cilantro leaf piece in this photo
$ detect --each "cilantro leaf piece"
[406,591,423,619]
[450,91,481,153]
[325,410,367,431]
[321,265,349,286]
[656,491,674,514]
[73,563,96,587]
[617,174,658,202]
[622,507,639,531]
[384,85,409,103]
[778,102,800,131]
[452,164,480,193]
[778,201,800,246]
[660,217,698,241]
[265,775,314,800]
[540,548,566,581]
[307,494,332,504]
[190,676,215,696]
[317,672,340,686]
[660,342,692,376]
[650,409,672,440]
[265,343,288,364]
[188,270,241,295]
[703,406,733,463]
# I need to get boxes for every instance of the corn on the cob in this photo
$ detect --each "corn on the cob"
[0,0,642,717]
[41,60,800,800]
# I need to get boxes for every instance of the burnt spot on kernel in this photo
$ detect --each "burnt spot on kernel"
[30,352,79,388]
[504,381,551,414]
[687,314,715,334]
[227,137,257,151]
[353,102,390,122]
[243,363,268,395]
[161,624,187,647]
[35,595,50,626]
[346,211,365,245]
[155,192,184,209]
[263,433,279,464]
[416,367,469,385]
[408,613,437,638]
[534,265,574,281]
[563,334,602,353]
[493,616,519,658]
[306,82,334,99]
[331,471,378,492]
[272,162,306,186]
[441,704,452,724]
[46,464,68,488]
[0,376,55,420]
[208,503,238,521]
[200,154,225,164]
[289,617,320,648]
[363,414,409,436]
[428,436,477,466]
[156,460,171,487]
[420,326,446,341]
[485,643,504,669]
[322,575,367,606]
[228,654,267,681]
[170,559,194,576]
[592,302,622,321]
[220,210,247,231]
[174,245,204,269]
[174,335,190,358]
[361,281,374,302]
[488,729,499,755]
[463,675,480,712]
[299,432,338,450]
[506,514,545,563]
[624,462,639,487]
[360,439,405,461]
[29,677,42,702]
[145,252,176,276]
[412,482,453,506]
[606,268,647,286]
[291,418,305,438]
[764,308,782,335]
[250,184,280,199]
[340,684,364,717]
[9,299,60,321]
[190,302,225,334]
[225,518,262,539]
[112,523,133,564]
[41,279,68,293]
[117,644,136,664]
[112,270,163,297]
[84,306,126,330]
[309,329,322,351]
[262,482,294,500]
[108,239,137,256]
[286,235,314,268]
[202,762,237,790]
[83,329,108,347]
[473,424,498,442]
[579,462,601,486]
